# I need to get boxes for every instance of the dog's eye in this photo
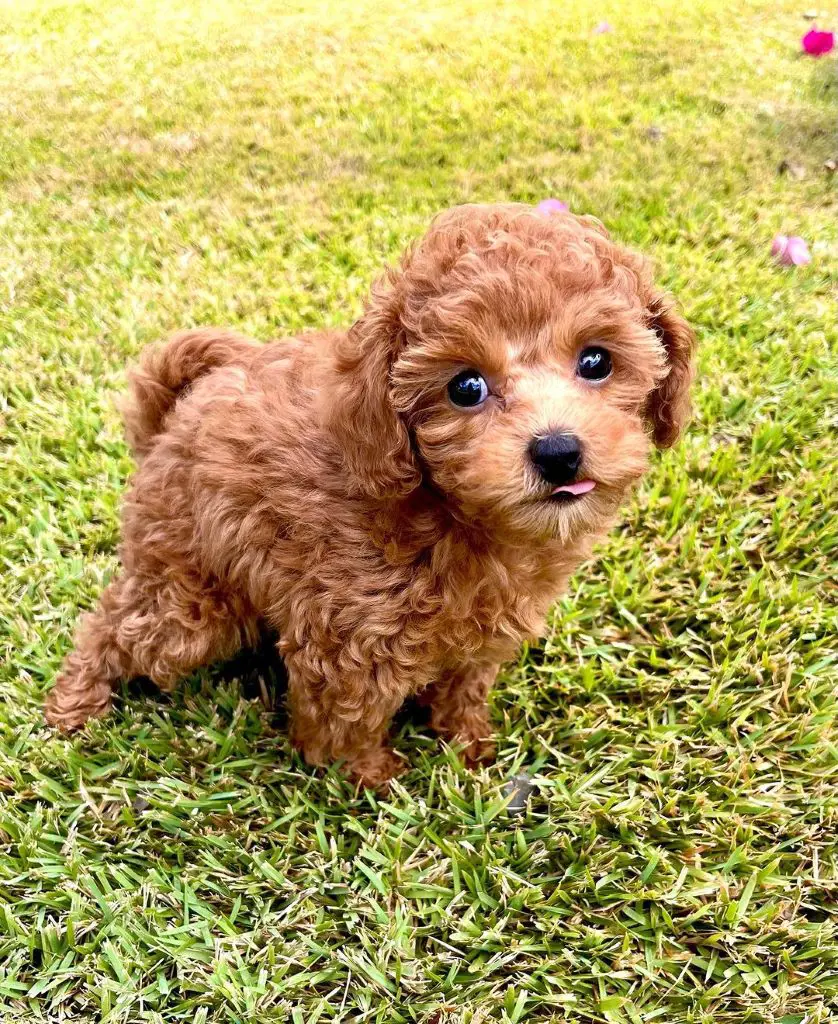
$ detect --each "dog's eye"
[577,346,612,382]
[448,370,489,408]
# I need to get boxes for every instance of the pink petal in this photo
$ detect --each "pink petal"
[771,234,788,258]
[802,28,835,55]
[536,198,569,216]
[593,21,613,34]
[771,234,811,266]
[785,236,812,265]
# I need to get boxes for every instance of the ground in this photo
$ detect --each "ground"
[0,0,836,1020]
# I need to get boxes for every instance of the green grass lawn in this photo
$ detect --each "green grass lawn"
[1,0,837,1020]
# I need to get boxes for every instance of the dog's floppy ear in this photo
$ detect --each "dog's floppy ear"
[329,270,421,498]
[643,291,696,448]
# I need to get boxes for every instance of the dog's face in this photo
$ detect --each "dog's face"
[333,204,694,541]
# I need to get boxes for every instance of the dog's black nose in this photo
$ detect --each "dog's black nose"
[529,433,583,486]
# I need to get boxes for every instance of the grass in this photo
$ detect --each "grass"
[0,0,837,1019]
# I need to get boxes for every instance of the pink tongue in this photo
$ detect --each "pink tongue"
[553,479,596,496]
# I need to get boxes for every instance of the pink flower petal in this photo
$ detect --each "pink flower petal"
[771,234,788,258]
[593,21,613,34]
[771,234,812,266]
[802,27,835,55]
[536,198,569,216]
[786,236,812,265]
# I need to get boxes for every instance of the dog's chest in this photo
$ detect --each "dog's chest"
[271,527,581,674]
[412,551,571,664]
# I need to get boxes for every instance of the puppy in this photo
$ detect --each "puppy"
[45,203,694,789]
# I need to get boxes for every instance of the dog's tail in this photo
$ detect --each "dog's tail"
[124,328,257,459]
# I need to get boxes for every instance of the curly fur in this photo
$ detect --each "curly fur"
[45,203,695,790]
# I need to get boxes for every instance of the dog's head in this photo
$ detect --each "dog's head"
[330,203,695,540]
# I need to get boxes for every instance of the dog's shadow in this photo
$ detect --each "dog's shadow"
[216,626,290,727]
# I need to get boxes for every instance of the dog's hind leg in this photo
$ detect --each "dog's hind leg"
[45,571,256,732]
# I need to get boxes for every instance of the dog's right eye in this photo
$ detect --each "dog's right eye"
[447,370,489,408]
[577,346,612,382]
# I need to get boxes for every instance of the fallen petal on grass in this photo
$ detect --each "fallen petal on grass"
[536,198,569,215]
[802,27,834,55]
[771,234,812,265]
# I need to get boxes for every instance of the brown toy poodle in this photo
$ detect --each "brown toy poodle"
[45,203,695,790]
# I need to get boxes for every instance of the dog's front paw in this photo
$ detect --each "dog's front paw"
[346,746,406,793]
[457,733,497,768]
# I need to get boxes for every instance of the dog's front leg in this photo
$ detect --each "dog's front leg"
[421,659,500,766]
[282,642,417,792]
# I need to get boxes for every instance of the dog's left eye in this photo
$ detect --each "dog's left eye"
[448,370,489,408]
